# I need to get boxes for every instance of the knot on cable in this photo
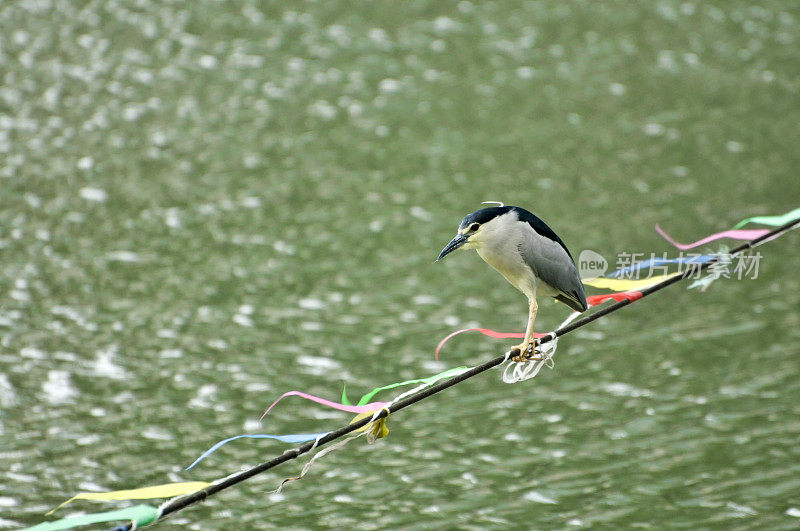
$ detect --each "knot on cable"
[349,409,390,443]
[688,247,732,292]
[502,332,558,383]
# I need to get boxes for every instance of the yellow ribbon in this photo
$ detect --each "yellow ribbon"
[47,481,210,515]
[582,273,679,291]
[349,409,390,440]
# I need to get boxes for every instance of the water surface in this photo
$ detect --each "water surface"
[2,1,800,529]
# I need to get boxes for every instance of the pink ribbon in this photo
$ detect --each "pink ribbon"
[435,328,547,360]
[260,391,390,423]
[655,224,769,250]
[435,290,649,360]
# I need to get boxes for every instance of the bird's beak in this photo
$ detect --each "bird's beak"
[436,233,469,262]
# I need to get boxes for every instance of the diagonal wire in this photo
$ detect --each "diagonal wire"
[112,216,799,530]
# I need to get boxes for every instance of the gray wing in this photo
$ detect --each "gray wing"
[518,232,588,312]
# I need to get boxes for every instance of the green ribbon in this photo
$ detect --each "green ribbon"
[732,207,800,229]
[342,367,470,406]
[341,382,350,406]
[26,504,158,530]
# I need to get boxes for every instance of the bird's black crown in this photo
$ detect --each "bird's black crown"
[459,205,573,260]
[458,206,512,230]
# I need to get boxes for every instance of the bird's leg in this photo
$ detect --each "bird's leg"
[511,298,538,363]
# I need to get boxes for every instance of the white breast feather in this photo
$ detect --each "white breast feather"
[474,212,539,300]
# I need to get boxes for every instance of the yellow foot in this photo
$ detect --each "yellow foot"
[510,341,538,363]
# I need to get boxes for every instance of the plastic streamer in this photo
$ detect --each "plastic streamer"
[271,432,364,496]
[27,504,158,531]
[732,207,800,229]
[610,209,799,274]
[46,482,210,515]
[655,224,769,250]
[434,329,546,360]
[607,254,715,278]
[582,273,679,291]
[186,433,330,470]
[260,391,391,422]
[585,291,643,305]
[341,383,351,405]
[347,367,472,405]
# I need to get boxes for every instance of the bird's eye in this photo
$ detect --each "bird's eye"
[469,223,480,232]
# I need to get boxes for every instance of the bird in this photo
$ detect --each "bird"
[437,203,588,361]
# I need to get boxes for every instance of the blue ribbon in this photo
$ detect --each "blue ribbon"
[607,254,715,278]
[186,433,330,470]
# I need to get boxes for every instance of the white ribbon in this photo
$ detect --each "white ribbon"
[502,310,581,383]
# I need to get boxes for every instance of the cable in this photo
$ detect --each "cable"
[112,216,799,530]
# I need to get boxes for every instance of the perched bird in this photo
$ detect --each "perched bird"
[437,204,588,361]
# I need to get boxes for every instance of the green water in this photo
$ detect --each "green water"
[2,1,800,529]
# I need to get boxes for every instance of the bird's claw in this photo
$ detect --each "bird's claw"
[510,341,540,363]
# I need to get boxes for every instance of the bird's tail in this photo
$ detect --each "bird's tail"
[555,290,588,312]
